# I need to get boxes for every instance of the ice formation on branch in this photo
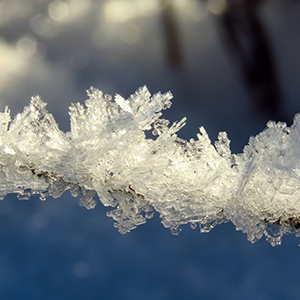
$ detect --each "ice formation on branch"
[1,86,300,246]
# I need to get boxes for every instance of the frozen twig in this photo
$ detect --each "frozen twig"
[1,86,300,246]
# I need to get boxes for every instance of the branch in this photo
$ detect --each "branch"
[1,86,299,246]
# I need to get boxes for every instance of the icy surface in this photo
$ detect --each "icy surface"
[1,86,300,245]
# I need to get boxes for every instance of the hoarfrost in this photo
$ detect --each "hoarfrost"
[1,86,300,245]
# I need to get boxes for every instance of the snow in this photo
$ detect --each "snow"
[1,86,300,245]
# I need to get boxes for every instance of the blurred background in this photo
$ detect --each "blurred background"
[1,0,300,299]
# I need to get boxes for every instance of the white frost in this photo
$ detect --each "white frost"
[1,86,300,246]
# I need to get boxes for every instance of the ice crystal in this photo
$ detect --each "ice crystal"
[1,85,300,245]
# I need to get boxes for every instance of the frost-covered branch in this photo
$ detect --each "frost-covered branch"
[1,86,300,246]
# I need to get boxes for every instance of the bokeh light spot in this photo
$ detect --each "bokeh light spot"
[120,23,140,44]
[185,0,208,22]
[105,0,136,23]
[48,0,69,22]
[31,14,59,38]
[206,0,227,15]
[16,36,37,59]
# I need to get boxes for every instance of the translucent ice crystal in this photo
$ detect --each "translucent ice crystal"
[1,86,300,245]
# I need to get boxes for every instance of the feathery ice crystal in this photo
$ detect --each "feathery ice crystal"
[1,86,300,246]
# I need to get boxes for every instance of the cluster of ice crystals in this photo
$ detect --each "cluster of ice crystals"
[226,117,300,245]
[1,86,300,245]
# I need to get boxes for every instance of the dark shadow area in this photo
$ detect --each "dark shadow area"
[219,0,287,122]
[161,0,184,71]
